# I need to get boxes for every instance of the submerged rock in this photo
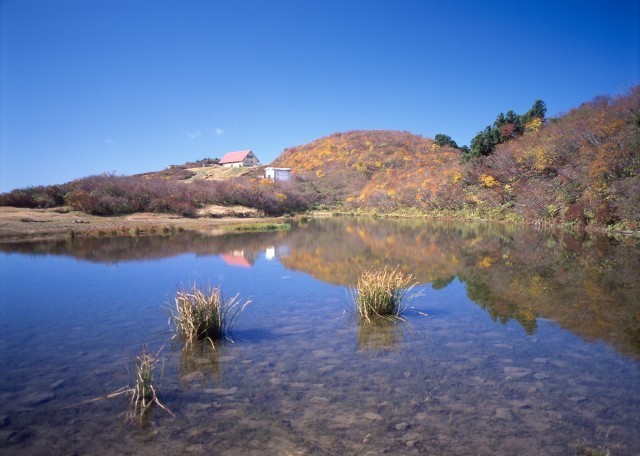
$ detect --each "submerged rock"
[503,367,532,378]
[395,421,409,431]
[181,372,205,383]
[401,432,422,444]
[495,408,514,420]
[50,379,65,390]
[23,392,54,406]
[311,349,334,359]
[205,387,238,396]
[363,412,383,421]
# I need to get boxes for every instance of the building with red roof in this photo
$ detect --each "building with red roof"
[218,150,260,168]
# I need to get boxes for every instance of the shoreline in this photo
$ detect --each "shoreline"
[312,209,640,239]
[0,206,287,243]
[1,206,637,243]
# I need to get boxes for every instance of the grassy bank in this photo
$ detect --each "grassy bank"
[311,207,640,237]
[223,222,292,233]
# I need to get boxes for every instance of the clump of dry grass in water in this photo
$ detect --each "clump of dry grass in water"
[352,266,418,321]
[169,283,250,347]
[62,347,172,423]
[126,349,173,422]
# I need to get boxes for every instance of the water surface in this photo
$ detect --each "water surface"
[1,218,638,455]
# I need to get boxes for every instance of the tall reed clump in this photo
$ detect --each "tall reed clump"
[169,283,250,346]
[353,266,418,321]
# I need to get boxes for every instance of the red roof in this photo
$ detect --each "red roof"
[219,150,252,164]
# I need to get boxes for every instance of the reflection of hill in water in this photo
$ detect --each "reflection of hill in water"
[281,218,516,285]
[280,218,640,358]
[1,218,638,358]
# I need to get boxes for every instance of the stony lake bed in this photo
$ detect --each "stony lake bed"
[1,217,639,455]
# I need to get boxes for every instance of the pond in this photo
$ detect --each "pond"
[0,218,638,455]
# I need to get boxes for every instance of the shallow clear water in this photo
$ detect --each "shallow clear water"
[0,218,638,455]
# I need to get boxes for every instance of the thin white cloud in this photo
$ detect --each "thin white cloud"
[214,128,225,136]
[186,129,203,140]
[104,138,116,144]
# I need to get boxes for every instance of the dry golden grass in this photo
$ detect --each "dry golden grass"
[185,165,254,182]
[125,349,169,421]
[169,283,250,346]
[352,266,418,321]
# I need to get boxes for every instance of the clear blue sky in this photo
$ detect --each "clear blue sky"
[1,0,638,192]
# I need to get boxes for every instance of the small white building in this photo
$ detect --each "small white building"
[219,150,260,168]
[265,167,292,181]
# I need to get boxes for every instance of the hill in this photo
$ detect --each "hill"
[274,130,463,210]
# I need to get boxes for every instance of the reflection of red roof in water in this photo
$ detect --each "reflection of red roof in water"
[221,254,251,268]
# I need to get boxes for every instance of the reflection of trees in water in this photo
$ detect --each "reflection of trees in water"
[465,281,538,335]
[282,218,640,358]
[356,318,404,354]
[456,230,640,357]
[432,276,455,290]
[2,218,638,357]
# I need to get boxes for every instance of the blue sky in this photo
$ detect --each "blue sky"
[1,0,638,192]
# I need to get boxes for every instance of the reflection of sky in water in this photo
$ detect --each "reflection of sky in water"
[0,220,639,455]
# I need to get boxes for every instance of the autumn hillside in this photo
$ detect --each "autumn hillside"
[1,87,638,230]
[273,130,464,210]
[469,87,640,228]
[274,88,640,229]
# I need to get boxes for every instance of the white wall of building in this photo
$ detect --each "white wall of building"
[265,167,291,181]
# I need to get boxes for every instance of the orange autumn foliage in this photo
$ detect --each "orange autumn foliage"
[469,87,640,226]
[274,130,464,211]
